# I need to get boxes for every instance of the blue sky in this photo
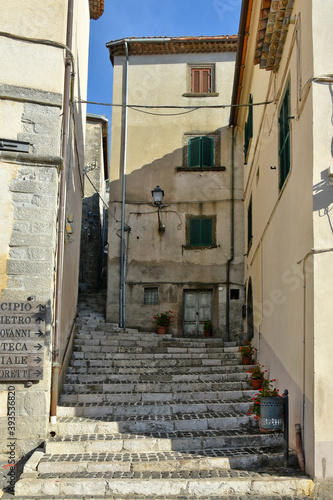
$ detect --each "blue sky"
[87,0,242,128]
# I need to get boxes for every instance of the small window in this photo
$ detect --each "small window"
[279,84,291,190]
[230,289,240,300]
[188,136,214,168]
[191,68,211,93]
[144,287,159,305]
[190,218,212,246]
[185,215,217,248]
[247,196,253,251]
[184,64,216,97]
[244,94,253,164]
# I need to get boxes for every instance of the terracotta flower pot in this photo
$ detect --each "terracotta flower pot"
[204,330,212,337]
[157,326,167,334]
[242,356,251,365]
[251,378,263,390]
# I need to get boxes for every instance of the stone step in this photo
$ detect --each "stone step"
[71,351,240,361]
[69,358,241,369]
[73,339,237,352]
[61,380,250,396]
[64,365,249,383]
[14,470,314,498]
[4,496,315,500]
[55,408,255,432]
[47,427,284,453]
[67,359,243,374]
[59,387,255,409]
[36,449,297,474]
[71,347,240,357]
[57,398,251,416]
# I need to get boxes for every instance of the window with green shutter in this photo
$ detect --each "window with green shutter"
[244,94,253,164]
[188,136,214,168]
[190,218,212,246]
[247,196,253,250]
[279,85,291,190]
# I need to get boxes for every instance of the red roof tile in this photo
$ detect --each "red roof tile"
[89,0,104,20]
[106,35,238,60]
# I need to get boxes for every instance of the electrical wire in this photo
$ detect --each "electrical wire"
[129,107,199,116]
[77,99,275,114]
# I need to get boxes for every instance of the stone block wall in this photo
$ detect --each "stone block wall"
[0,152,61,457]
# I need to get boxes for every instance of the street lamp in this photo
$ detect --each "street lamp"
[151,185,165,232]
[151,185,164,207]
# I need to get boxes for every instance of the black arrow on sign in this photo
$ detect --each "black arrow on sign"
[34,344,43,351]
[37,304,45,311]
[33,357,42,364]
[33,370,42,377]
[36,317,45,324]
[34,330,44,338]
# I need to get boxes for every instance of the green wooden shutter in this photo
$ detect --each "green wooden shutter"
[201,218,212,245]
[247,196,252,249]
[244,94,253,163]
[279,85,290,190]
[190,218,212,246]
[190,219,201,245]
[188,137,201,167]
[201,136,214,167]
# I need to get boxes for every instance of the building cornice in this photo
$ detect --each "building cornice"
[106,36,238,63]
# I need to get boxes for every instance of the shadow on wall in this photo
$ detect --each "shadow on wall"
[109,126,231,204]
[313,171,333,234]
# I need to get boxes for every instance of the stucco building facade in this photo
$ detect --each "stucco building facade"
[0,0,104,458]
[106,36,245,340]
[231,0,333,480]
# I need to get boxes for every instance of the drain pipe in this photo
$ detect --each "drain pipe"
[226,125,235,339]
[50,0,74,424]
[119,41,129,328]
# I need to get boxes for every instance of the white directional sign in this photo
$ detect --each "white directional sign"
[0,302,46,381]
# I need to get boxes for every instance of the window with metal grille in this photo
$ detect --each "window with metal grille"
[191,68,212,93]
[188,136,214,168]
[279,84,291,190]
[244,94,253,164]
[144,287,159,305]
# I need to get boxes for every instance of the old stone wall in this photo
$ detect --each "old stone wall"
[0,152,61,457]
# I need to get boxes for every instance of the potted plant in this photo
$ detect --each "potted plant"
[201,320,213,337]
[153,310,174,334]
[247,362,267,389]
[238,341,256,365]
[247,378,283,432]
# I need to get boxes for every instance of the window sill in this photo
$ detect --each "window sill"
[183,93,219,98]
[183,245,218,250]
[177,166,226,172]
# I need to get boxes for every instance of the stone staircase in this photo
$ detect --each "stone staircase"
[12,294,315,499]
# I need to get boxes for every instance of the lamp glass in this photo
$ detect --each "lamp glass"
[152,185,164,205]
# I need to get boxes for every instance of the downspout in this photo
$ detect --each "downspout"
[226,126,235,339]
[119,41,129,328]
[50,0,74,424]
